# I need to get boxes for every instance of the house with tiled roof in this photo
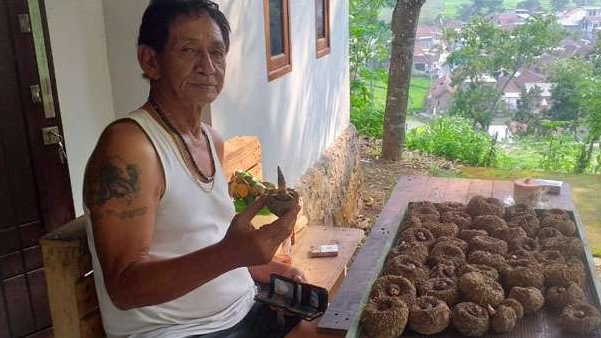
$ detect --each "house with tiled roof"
[558,7,587,32]
[493,11,529,29]
[582,15,601,39]
[415,25,442,49]
[442,20,463,31]
[427,75,455,115]
[497,68,552,112]
[497,77,521,110]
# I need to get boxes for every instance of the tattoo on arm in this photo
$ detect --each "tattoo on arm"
[106,207,148,221]
[91,156,142,206]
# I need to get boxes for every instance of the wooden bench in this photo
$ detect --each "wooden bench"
[40,136,363,338]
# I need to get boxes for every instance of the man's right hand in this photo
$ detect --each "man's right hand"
[222,196,300,266]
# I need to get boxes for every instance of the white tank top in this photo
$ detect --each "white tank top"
[85,109,256,338]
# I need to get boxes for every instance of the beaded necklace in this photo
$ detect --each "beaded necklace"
[148,98,215,191]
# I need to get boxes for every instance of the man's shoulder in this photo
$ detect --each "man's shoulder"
[89,113,158,166]
[100,113,150,149]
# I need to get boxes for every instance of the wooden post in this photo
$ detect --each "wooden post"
[40,216,104,338]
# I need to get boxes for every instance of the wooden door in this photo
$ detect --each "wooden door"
[0,0,75,337]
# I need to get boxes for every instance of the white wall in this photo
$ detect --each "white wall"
[45,0,116,215]
[100,0,350,184]
[214,0,350,183]
[102,0,150,115]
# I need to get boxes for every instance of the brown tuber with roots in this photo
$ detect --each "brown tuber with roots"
[468,250,509,272]
[544,260,586,287]
[436,236,468,253]
[430,262,460,280]
[409,296,451,335]
[418,277,459,305]
[546,283,584,309]
[437,201,466,214]
[452,302,490,337]
[504,204,536,221]
[441,210,472,230]
[360,296,409,338]
[399,227,436,249]
[507,236,539,253]
[491,304,517,334]
[458,272,504,308]
[459,229,489,242]
[266,167,299,217]
[385,255,429,286]
[501,298,524,320]
[507,214,540,238]
[458,264,500,281]
[423,221,459,239]
[469,236,508,255]
[501,259,544,289]
[467,195,504,218]
[492,227,527,243]
[534,249,565,265]
[428,242,466,267]
[387,241,429,265]
[508,287,544,314]
[538,226,563,240]
[408,202,440,223]
[369,275,417,307]
[471,215,507,234]
[558,302,601,335]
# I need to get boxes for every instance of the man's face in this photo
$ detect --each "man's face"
[156,14,226,107]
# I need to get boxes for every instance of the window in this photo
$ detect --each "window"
[315,0,330,58]
[263,0,291,81]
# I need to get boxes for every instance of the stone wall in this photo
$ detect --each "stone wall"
[294,125,364,228]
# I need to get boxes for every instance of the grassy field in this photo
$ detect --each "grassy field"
[428,0,601,19]
[461,167,601,256]
[438,0,553,18]
[373,77,431,112]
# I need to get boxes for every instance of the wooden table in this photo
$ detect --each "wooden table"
[311,175,587,336]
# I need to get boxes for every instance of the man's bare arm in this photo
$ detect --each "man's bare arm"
[84,121,237,310]
[84,120,298,310]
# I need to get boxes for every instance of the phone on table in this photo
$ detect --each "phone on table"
[254,274,329,321]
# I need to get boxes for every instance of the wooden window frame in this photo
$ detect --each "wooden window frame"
[263,0,292,81]
[315,0,330,58]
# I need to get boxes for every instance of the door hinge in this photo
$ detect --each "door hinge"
[17,14,31,33]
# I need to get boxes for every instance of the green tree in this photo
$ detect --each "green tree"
[381,0,427,160]
[349,0,394,138]
[516,0,542,11]
[551,0,569,11]
[547,58,593,123]
[446,15,564,128]
[459,0,504,21]
[349,0,392,81]
[514,85,543,124]
[546,57,600,173]
[589,38,601,76]
[449,84,503,130]
[575,71,601,172]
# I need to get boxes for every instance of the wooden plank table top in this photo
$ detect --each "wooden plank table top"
[313,175,579,336]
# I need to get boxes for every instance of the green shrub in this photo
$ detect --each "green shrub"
[405,116,497,166]
[497,134,582,173]
[350,77,384,138]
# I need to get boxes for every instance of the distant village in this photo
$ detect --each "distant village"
[415,5,600,133]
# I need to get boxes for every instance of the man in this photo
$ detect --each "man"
[83,1,304,337]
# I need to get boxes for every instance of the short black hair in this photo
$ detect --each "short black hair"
[138,0,231,53]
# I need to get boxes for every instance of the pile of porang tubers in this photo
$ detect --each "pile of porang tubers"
[360,196,601,337]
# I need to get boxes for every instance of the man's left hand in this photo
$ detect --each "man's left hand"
[280,264,306,283]
[248,260,307,284]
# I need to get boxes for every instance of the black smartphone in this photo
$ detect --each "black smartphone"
[254,274,329,321]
